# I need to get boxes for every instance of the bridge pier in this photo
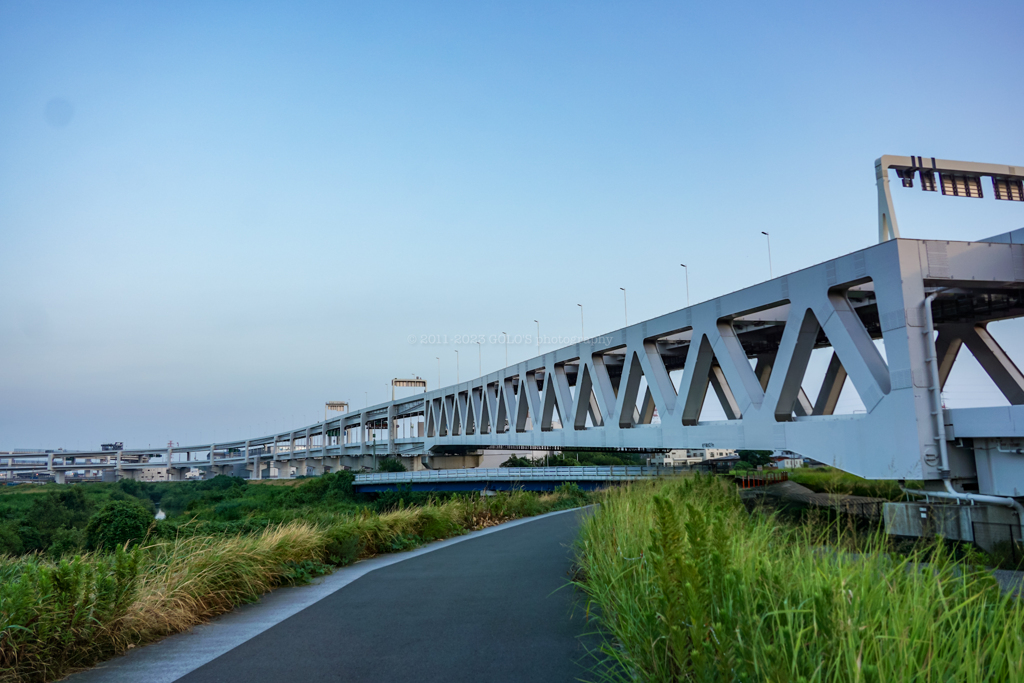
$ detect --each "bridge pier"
[53,471,65,485]
[292,458,307,477]
[116,468,141,481]
[273,461,291,478]
[246,462,267,480]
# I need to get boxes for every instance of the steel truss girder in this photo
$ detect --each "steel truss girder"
[423,236,1024,488]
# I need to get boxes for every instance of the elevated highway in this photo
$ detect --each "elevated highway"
[5,156,1024,544]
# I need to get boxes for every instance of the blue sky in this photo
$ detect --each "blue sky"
[2,1,1023,449]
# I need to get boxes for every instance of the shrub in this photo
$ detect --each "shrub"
[375,458,407,473]
[86,500,153,551]
[322,526,361,566]
[46,528,86,559]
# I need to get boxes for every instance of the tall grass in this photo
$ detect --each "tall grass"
[576,476,1024,682]
[1,488,582,682]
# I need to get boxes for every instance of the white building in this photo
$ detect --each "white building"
[653,448,737,466]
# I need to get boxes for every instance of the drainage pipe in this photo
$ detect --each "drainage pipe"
[916,292,1024,539]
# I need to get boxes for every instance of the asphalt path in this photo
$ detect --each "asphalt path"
[175,508,599,683]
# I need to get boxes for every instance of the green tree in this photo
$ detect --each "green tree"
[736,450,774,467]
[86,499,153,551]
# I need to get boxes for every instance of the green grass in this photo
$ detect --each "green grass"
[575,475,1024,682]
[786,467,923,500]
[0,486,588,683]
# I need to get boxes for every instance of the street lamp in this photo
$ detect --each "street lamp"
[476,341,482,376]
[436,357,440,390]
[680,264,690,307]
[619,288,628,327]
[577,304,585,341]
[761,231,773,279]
[502,332,508,367]
[454,349,460,384]
[534,320,540,355]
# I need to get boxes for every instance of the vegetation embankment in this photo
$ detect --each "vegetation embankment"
[575,475,1024,682]
[0,472,591,683]
[785,466,923,501]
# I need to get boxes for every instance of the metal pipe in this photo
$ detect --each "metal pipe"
[902,487,1024,525]
[922,292,951,481]
[921,292,1024,539]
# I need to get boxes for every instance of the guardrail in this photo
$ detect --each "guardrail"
[354,466,685,485]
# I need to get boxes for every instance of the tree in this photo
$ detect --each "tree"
[86,499,153,551]
[736,450,774,467]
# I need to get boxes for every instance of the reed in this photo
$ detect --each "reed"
[576,475,1024,682]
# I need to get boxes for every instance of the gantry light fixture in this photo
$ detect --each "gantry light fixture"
[876,155,1024,242]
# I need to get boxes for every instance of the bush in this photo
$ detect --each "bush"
[86,500,153,551]
[322,526,362,566]
[375,458,407,473]
[47,527,86,559]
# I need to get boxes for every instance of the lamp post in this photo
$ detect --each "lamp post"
[502,332,508,367]
[476,341,482,376]
[577,304,585,341]
[680,264,690,307]
[454,349,460,384]
[619,288,628,327]
[436,357,440,390]
[761,231,773,279]
[534,320,540,356]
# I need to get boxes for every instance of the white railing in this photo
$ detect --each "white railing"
[354,466,684,484]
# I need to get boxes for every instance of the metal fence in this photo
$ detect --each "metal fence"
[972,521,1024,565]
[354,466,684,485]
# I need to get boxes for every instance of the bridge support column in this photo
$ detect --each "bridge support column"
[360,412,368,457]
[54,471,66,485]
[292,459,307,477]
[323,456,341,473]
[273,461,291,478]
[117,468,141,481]
[387,404,396,455]
[166,467,186,482]
[308,458,324,476]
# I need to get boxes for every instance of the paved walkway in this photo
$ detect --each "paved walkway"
[69,508,599,683]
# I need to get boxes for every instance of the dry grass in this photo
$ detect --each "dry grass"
[1,487,584,683]
[126,523,323,638]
